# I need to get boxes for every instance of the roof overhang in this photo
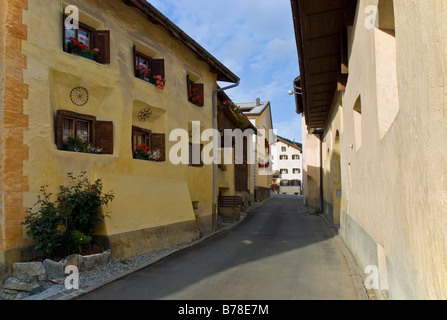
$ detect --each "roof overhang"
[290,0,358,129]
[276,137,303,152]
[123,0,240,84]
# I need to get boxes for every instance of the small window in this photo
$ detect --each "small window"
[293,168,301,174]
[132,126,166,162]
[291,180,301,187]
[189,143,204,167]
[56,110,113,154]
[133,46,165,89]
[63,15,110,64]
[280,169,288,174]
[132,126,151,155]
[187,75,204,107]
[280,155,288,160]
[292,154,300,160]
[281,146,287,152]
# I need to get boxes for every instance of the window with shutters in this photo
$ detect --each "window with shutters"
[55,110,114,154]
[280,180,290,186]
[292,154,300,160]
[235,136,249,192]
[189,143,204,167]
[132,126,166,162]
[63,16,110,64]
[133,46,165,89]
[187,75,204,107]
[280,155,288,160]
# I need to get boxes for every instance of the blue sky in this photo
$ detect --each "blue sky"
[148,0,303,143]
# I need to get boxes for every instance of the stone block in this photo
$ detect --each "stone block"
[43,259,64,280]
[62,254,82,270]
[80,251,111,272]
[13,262,46,282]
[3,277,40,292]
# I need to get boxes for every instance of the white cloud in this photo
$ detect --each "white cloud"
[147,0,302,142]
[273,117,302,143]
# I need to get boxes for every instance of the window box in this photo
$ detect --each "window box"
[68,46,95,60]
[56,110,114,154]
[62,144,76,152]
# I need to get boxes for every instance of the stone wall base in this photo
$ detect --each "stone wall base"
[96,220,200,259]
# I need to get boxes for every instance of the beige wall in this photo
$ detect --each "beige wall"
[301,116,322,213]
[322,0,447,299]
[250,105,274,190]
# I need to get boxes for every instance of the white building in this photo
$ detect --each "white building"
[271,137,303,195]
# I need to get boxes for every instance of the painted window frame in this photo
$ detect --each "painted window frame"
[62,14,110,64]
[56,110,114,154]
[133,46,165,87]
[187,75,204,107]
[132,126,166,162]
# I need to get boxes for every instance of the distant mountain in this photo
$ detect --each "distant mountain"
[277,135,302,149]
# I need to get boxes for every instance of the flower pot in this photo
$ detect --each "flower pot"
[73,51,95,60]
[63,144,76,152]
[135,154,148,160]
[68,46,95,60]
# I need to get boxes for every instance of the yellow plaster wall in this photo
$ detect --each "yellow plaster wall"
[20,0,219,250]
[330,0,447,299]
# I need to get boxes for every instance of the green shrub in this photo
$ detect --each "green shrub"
[22,171,114,258]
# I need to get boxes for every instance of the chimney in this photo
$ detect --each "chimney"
[256,98,260,106]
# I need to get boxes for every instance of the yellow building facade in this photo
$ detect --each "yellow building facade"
[0,0,239,285]
[292,0,447,299]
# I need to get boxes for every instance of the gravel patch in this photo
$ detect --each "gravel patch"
[22,211,252,300]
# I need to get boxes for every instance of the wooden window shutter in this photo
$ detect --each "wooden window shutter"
[151,59,165,79]
[151,133,166,162]
[192,83,204,107]
[200,144,204,166]
[56,110,64,150]
[187,75,192,97]
[95,121,114,154]
[62,13,68,53]
[133,45,138,75]
[94,30,110,64]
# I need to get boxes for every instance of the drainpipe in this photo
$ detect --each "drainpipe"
[212,80,240,231]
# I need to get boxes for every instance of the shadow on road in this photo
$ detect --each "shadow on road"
[79,195,360,300]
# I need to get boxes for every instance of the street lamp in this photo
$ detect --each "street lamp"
[288,89,302,95]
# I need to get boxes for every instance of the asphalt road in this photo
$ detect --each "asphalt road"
[79,195,359,300]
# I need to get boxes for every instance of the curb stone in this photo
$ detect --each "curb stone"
[315,212,372,300]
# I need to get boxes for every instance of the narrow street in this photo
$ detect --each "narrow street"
[78,195,360,300]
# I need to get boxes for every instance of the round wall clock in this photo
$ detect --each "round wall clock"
[138,108,152,122]
[70,87,89,106]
